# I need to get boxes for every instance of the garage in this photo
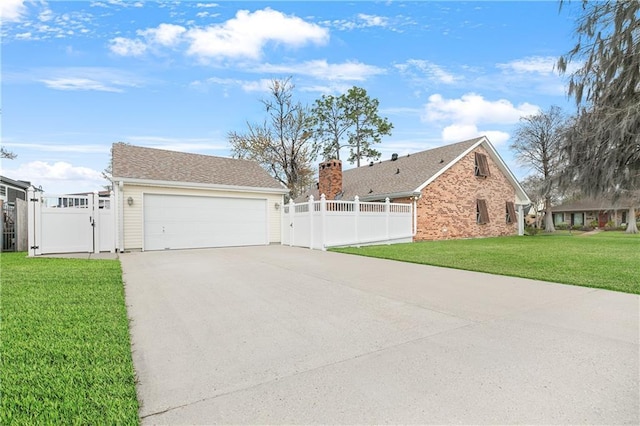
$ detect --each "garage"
[111,143,288,252]
[143,194,268,251]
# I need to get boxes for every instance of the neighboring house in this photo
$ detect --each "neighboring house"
[111,143,288,251]
[1,176,33,252]
[0,175,31,205]
[299,136,530,240]
[551,197,640,228]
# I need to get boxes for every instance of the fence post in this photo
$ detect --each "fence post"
[354,195,360,245]
[385,197,390,242]
[109,191,116,252]
[320,194,327,250]
[27,186,41,257]
[288,199,295,247]
[92,192,100,254]
[308,195,314,249]
[517,204,524,236]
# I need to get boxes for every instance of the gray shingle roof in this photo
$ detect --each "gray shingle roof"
[552,196,639,212]
[111,143,286,190]
[299,137,483,201]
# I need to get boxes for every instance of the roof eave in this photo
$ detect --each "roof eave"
[112,177,290,195]
[359,191,421,202]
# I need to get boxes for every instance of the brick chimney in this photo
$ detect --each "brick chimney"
[318,159,342,200]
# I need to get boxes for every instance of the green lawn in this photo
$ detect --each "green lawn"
[0,253,139,425]
[332,231,640,294]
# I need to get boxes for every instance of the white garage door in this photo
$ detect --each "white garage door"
[144,194,268,251]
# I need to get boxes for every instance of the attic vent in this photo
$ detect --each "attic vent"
[369,161,374,167]
[369,189,373,194]
[391,153,398,161]
[395,168,400,174]
[439,159,444,163]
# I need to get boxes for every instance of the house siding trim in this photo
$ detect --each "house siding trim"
[112,177,289,195]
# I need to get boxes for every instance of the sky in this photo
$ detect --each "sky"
[1,0,583,194]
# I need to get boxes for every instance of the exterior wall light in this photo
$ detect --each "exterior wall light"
[274,202,280,210]
[127,196,134,206]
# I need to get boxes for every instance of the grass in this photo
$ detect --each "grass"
[0,253,139,425]
[332,231,640,294]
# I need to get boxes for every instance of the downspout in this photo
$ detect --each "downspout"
[117,180,125,252]
[413,196,418,237]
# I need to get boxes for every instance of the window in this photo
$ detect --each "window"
[572,213,584,226]
[476,199,490,224]
[0,185,6,197]
[553,213,564,225]
[474,152,490,177]
[506,201,517,224]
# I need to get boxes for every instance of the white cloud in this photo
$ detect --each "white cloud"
[196,3,219,8]
[109,36,147,56]
[190,77,273,93]
[3,143,110,154]
[423,93,539,125]
[4,161,106,194]
[441,124,509,145]
[186,8,328,60]
[357,13,389,28]
[35,67,144,92]
[497,56,558,75]
[395,59,460,85]
[138,23,186,47]
[109,8,328,61]
[255,60,385,81]
[1,0,27,22]
[39,78,124,92]
[423,93,539,145]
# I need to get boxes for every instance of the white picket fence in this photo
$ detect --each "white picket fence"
[282,195,414,250]
[27,187,115,256]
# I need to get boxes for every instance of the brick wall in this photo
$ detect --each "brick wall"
[413,146,517,241]
[318,159,343,200]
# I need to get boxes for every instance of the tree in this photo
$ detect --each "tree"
[557,0,639,233]
[228,78,316,198]
[310,86,393,166]
[1,147,16,159]
[309,94,349,161]
[511,106,567,232]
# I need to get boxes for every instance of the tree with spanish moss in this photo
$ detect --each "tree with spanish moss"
[557,0,639,233]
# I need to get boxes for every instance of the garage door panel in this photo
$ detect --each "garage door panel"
[143,194,267,251]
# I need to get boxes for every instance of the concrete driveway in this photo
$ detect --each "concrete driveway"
[121,245,639,425]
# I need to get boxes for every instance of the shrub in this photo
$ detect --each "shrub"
[590,220,599,228]
[571,224,582,230]
[556,222,570,230]
[525,225,539,236]
[581,225,594,231]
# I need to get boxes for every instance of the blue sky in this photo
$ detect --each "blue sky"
[1,0,582,194]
